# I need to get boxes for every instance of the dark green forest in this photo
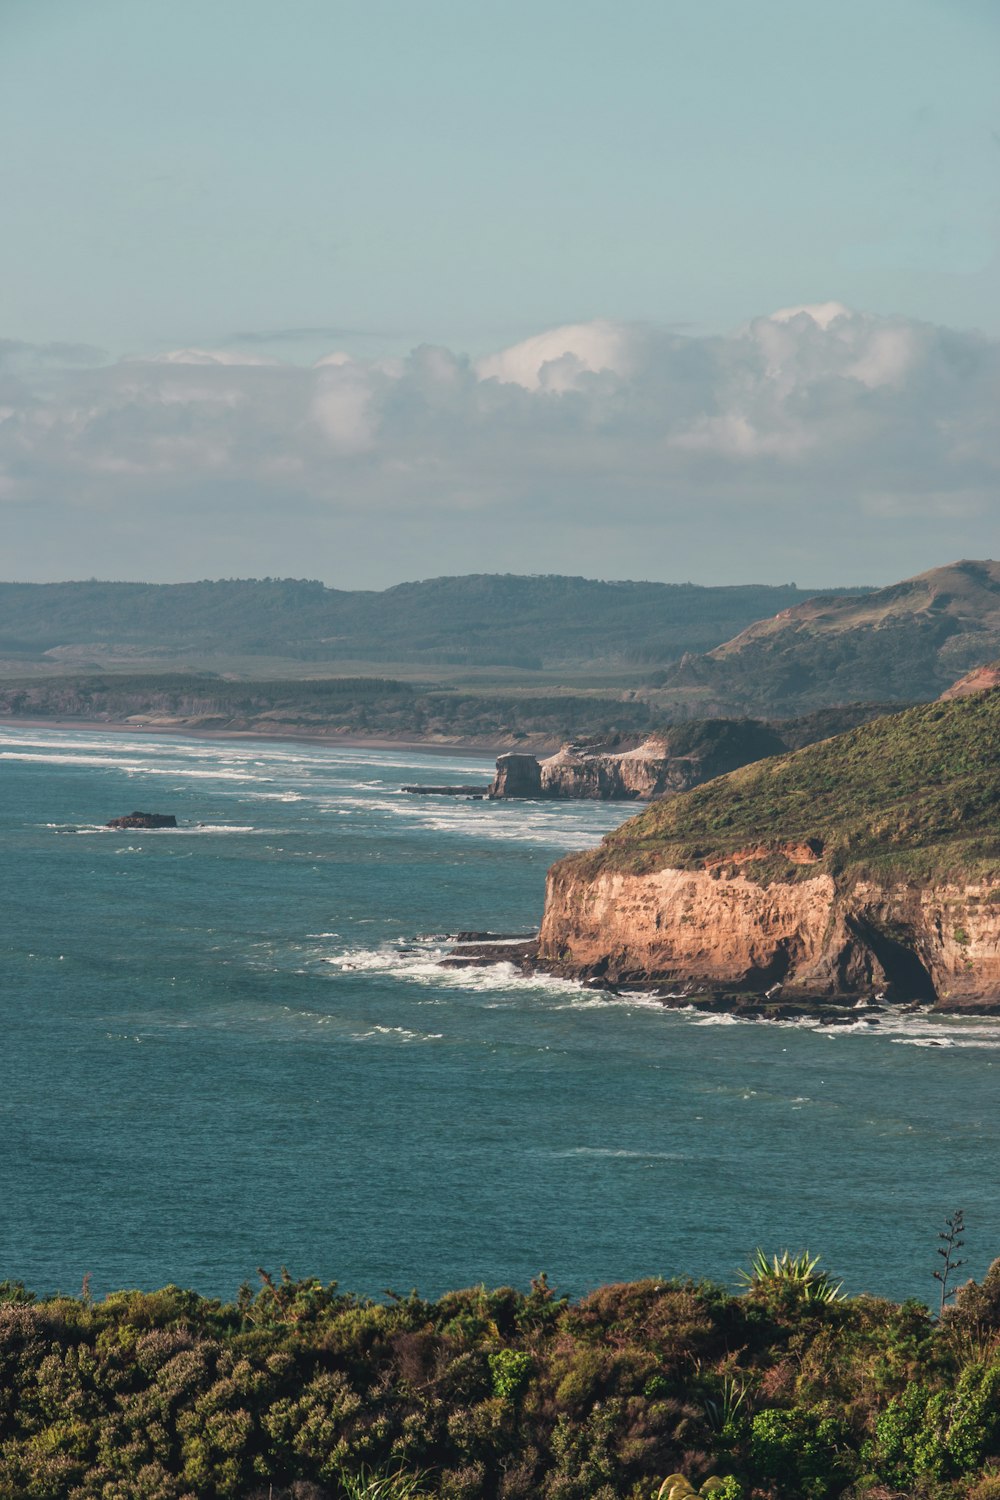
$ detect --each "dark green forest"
[0,576,852,670]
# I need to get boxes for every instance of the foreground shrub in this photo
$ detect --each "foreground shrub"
[1,1261,1000,1497]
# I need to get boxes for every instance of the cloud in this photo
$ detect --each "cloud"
[474,319,639,391]
[1,306,998,585]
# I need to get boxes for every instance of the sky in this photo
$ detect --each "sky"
[1,0,998,589]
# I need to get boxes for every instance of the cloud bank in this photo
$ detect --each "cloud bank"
[2,306,998,587]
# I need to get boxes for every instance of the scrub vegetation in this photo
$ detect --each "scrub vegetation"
[4,1258,1000,1498]
[570,691,1000,886]
[0,673,900,755]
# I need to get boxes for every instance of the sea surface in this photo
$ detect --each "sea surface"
[2,723,999,1307]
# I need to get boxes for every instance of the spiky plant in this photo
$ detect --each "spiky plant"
[738,1248,845,1303]
[337,1468,429,1500]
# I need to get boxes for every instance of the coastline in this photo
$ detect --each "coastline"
[0,714,541,760]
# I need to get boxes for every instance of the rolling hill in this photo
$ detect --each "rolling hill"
[651,559,1000,715]
[0,574,858,675]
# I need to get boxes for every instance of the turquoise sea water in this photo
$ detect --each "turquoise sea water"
[2,724,999,1306]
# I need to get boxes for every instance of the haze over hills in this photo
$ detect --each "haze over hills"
[0,575,858,677]
[652,560,1000,716]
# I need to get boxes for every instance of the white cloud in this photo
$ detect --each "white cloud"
[2,306,998,584]
[769,301,851,329]
[474,319,637,391]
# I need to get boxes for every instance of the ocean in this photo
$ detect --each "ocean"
[2,723,999,1306]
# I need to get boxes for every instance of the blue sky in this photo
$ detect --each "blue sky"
[1,0,998,586]
[4,0,997,356]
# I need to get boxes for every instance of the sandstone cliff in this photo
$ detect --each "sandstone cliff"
[538,864,1000,1010]
[535,693,1000,1011]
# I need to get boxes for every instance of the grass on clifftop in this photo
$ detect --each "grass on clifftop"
[568,690,1000,885]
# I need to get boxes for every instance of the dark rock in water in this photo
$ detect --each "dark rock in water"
[401,784,491,797]
[106,811,178,829]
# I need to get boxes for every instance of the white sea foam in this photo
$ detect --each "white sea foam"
[323,941,584,998]
[45,822,261,836]
[547,1146,687,1161]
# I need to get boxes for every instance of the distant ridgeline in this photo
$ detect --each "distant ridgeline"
[3,561,1000,721]
[0,574,859,670]
[651,559,1000,714]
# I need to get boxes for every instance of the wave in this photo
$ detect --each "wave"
[323,941,586,998]
[4,750,263,782]
[45,822,261,836]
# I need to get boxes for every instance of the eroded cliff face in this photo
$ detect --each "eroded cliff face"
[489,738,714,800]
[537,861,1000,1010]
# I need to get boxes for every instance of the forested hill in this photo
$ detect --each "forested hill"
[0,575,858,670]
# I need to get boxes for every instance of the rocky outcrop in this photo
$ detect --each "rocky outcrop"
[488,722,789,801]
[536,861,1000,1010]
[106,811,177,829]
[536,739,682,799]
[941,661,1000,699]
[489,753,543,798]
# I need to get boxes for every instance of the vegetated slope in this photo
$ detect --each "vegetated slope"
[571,691,1000,885]
[653,559,1000,714]
[0,574,860,670]
[0,673,658,746]
[3,1261,1000,1498]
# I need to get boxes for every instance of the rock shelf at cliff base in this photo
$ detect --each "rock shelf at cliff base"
[452,689,1000,1018]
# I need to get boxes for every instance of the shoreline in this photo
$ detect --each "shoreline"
[0,715,537,760]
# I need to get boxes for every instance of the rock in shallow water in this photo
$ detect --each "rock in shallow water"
[105,811,178,829]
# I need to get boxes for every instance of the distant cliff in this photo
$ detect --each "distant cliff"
[536,693,1000,1011]
[488,707,897,802]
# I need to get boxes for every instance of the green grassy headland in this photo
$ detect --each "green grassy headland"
[566,692,1000,886]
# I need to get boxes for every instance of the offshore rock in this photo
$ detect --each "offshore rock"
[489,753,543,798]
[106,811,178,829]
